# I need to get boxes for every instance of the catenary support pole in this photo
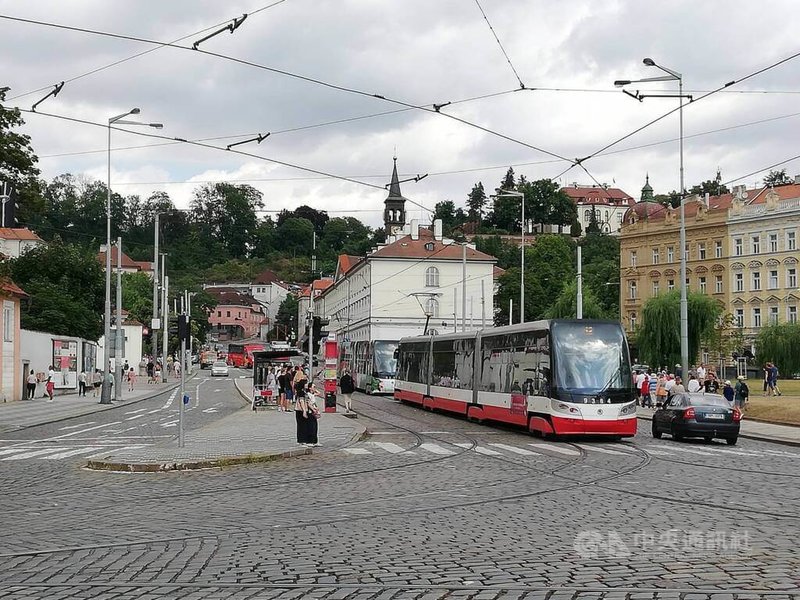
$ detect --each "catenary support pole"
[453,288,457,333]
[151,215,159,363]
[509,298,513,326]
[162,273,169,383]
[461,242,467,332]
[115,237,124,400]
[481,279,486,329]
[577,245,583,319]
[179,292,185,448]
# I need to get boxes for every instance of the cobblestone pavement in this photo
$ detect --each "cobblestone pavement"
[1,391,799,599]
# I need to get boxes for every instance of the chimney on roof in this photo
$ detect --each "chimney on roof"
[795,174,800,184]
[573,182,578,188]
[704,192,710,207]
[433,218,443,241]
[410,219,420,241]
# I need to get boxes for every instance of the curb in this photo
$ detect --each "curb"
[233,377,253,405]
[86,447,312,473]
[636,413,800,448]
[6,372,199,432]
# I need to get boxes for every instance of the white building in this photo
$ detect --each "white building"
[562,182,636,235]
[250,268,290,328]
[0,227,43,258]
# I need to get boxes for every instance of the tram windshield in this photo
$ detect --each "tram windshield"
[551,322,632,402]
[373,341,398,378]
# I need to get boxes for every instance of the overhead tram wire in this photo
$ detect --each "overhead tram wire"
[0,14,571,164]
[15,107,435,214]
[6,0,290,101]
[473,0,526,89]
[722,153,800,186]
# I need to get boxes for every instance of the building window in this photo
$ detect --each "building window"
[734,238,743,256]
[628,280,637,300]
[3,307,12,342]
[769,270,779,290]
[735,273,744,292]
[715,275,723,294]
[425,266,440,287]
[217,311,221,317]
[788,268,797,289]
[789,306,798,324]
[751,235,760,254]
[735,309,744,328]
[667,246,674,262]
[668,279,675,291]
[425,297,439,318]
[769,306,779,325]
[652,281,660,297]
[788,231,796,251]
[226,310,231,318]
[616,213,623,224]
[652,248,659,265]
[753,308,762,328]
[752,272,761,291]
[769,233,778,252]
[684,244,689,261]
[699,276,707,294]
[584,209,591,221]
[698,243,706,260]
[630,251,637,267]
[715,240,723,258]
[629,313,637,330]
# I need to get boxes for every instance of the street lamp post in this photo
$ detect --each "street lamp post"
[101,109,164,404]
[494,190,526,323]
[615,58,691,375]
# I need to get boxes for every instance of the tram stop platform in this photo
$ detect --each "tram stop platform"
[85,379,366,472]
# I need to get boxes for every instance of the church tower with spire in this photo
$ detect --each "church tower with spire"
[384,157,406,235]
[640,174,654,202]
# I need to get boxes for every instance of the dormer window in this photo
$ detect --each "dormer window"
[424,242,434,251]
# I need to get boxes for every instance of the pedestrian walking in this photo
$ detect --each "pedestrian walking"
[647,371,657,408]
[687,375,702,393]
[655,373,668,407]
[174,359,181,379]
[339,369,355,413]
[639,373,650,407]
[277,367,287,412]
[79,369,87,397]
[769,362,781,396]
[45,365,55,401]
[92,369,102,397]
[722,380,734,404]
[306,383,321,446]
[294,376,311,444]
[26,369,37,400]
[671,377,686,395]
[762,363,771,396]
[734,376,749,410]
[154,364,162,382]
[127,367,137,392]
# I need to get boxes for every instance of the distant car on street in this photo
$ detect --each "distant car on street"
[652,392,741,445]
[631,364,650,373]
[210,361,229,377]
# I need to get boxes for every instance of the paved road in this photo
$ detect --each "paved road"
[1,389,798,599]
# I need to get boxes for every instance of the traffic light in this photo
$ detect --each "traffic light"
[168,316,179,336]
[177,314,190,342]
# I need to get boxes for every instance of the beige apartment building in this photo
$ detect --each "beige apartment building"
[619,180,800,358]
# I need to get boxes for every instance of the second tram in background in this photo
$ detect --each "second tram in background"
[340,340,399,394]
[394,319,637,438]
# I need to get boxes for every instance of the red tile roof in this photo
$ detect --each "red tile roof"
[0,279,28,298]
[562,186,634,206]
[253,268,280,285]
[97,246,141,270]
[207,288,261,307]
[132,260,154,272]
[371,227,495,261]
[299,279,334,298]
[337,254,362,276]
[0,227,43,242]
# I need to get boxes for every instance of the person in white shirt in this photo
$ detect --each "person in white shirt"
[635,371,646,389]
[696,365,706,383]
[687,375,702,393]
[664,375,676,394]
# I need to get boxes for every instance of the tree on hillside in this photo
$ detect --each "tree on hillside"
[466,182,488,222]
[432,200,466,236]
[764,169,791,186]
[636,291,722,369]
[580,232,620,317]
[190,183,263,259]
[0,90,42,228]
[121,272,153,327]
[518,179,575,231]
[499,167,516,191]
[4,239,104,340]
[489,193,520,232]
[277,205,329,236]
[689,169,729,197]
[544,280,606,319]
[274,294,299,340]
[276,217,315,257]
[473,235,519,270]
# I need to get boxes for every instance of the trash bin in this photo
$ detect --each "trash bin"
[324,391,337,412]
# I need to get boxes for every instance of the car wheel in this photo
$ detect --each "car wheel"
[726,436,738,446]
[651,422,662,439]
[671,425,683,441]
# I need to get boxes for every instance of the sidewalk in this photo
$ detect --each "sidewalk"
[0,374,187,433]
[86,378,366,472]
[637,406,800,447]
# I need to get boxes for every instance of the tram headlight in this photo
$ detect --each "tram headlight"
[618,402,638,416]
[550,399,582,416]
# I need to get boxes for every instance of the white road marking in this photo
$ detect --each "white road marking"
[82,445,146,460]
[420,443,455,455]
[42,447,105,460]
[124,408,148,415]
[368,442,412,454]
[528,442,580,456]
[343,448,372,455]
[488,443,541,456]
[653,445,713,456]
[214,389,222,393]
[124,414,146,421]
[366,431,398,435]
[575,444,630,456]
[642,448,673,456]
[0,447,35,457]
[420,431,451,434]
[48,422,123,440]
[57,422,96,431]
[202,408,218,413]
[146,409,161,414]
[3,447,69,460]
[454,443,502,456]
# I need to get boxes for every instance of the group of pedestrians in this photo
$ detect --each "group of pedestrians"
[762,362,781,396]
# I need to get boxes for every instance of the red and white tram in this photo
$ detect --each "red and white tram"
[394,319,637,438]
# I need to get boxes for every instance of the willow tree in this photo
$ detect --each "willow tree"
[636,291,722,368]
[544,280,606,319]
[755,323,800,376]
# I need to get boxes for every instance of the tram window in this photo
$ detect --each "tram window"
[480,334,514,393]
[480,331,550,395]
[400,342,429,384]
[432,340,456,387]
[454,338,474,389]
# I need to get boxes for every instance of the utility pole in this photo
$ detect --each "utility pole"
[453,288,457,333]
[115,237,124,400]
[577,245,583,319]
[179,292,186,448]
[461,243,467,332]
[509,298,513,326]
[162,271,169,383]
[481,279,486,329]
[151,215,159,362]
[308,289,314,378]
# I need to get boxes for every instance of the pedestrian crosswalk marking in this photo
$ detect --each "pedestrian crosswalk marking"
[528,442,580,456]
[643,448,673,456]
[419,443,454,455]
[575,443,629,456]
[0,447,31,456]
[343,448,372,455]
[488,443,540,456]
[453,443,502,456]
[42,447,105,460]
[653,445,713,456]
[368,442,411,454]
[125,414,147,421]
[124,408,148,415]
[3,447,69,460]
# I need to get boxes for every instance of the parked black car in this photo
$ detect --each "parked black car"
[652,392,741,445]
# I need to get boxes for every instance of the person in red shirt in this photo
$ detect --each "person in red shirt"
[639,373,650,407]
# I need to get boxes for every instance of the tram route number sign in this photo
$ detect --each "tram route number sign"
[510,393,526,415]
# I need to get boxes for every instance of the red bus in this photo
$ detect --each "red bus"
[227,343,266,368]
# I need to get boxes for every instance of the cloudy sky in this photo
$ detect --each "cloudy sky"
[1,0,799,228]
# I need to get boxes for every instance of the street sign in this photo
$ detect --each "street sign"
[151,318,161,330]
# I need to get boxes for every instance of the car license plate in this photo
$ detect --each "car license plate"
[705,413,724,419]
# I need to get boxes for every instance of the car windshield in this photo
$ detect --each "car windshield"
[373,341,398,378]
[551,321,632,400]
[213,361,227,367]
[689,394,730,407]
